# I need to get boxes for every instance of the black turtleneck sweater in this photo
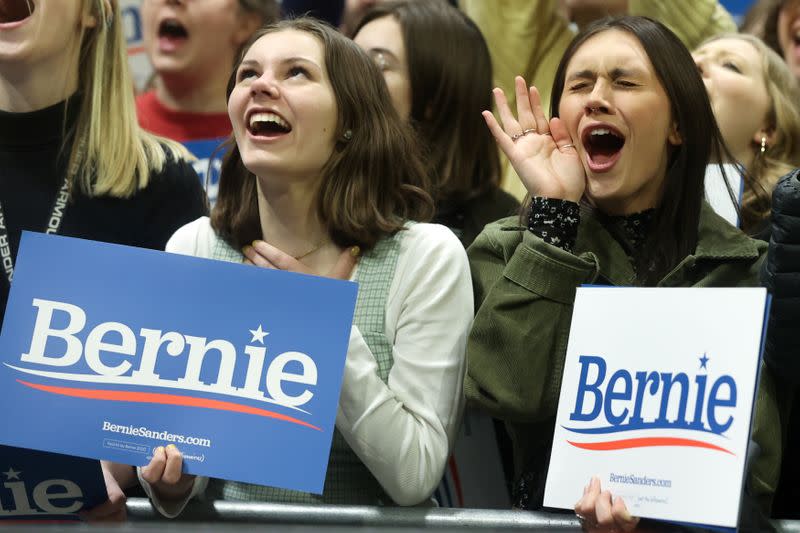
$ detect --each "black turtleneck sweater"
[0,96,208,325]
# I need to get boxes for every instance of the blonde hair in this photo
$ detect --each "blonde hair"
[701,33,800,230]
[70,0,191,198]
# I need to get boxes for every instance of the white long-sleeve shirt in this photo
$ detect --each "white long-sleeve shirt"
[143,218,472,514]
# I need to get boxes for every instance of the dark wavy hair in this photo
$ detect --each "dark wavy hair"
[211,17,434,251]
[551,16,735,285]
[355,0,501,206]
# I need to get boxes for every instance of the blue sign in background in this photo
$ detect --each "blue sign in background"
[0,232,358,494]
[184,138,227,207]
[721,0,755,20]
[0,447,106,521]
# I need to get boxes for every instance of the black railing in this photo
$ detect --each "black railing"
[123,498,800,532]
[126,498,582,529]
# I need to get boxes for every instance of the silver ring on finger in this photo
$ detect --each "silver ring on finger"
[511,128,537,142]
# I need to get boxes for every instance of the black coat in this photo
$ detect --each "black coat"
[761,169,800,385]
[761,168,800,520]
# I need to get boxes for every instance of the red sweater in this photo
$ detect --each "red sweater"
[135,91,231,142]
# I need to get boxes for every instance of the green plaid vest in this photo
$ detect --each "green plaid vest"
[204,227,404,504]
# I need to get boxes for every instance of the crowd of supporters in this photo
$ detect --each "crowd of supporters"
[2,0,800,530]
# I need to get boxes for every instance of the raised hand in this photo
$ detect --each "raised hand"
[574,476,640,532]
[484,76,585,202]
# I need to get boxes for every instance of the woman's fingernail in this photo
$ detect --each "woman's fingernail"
[166,444,177,450]
[154,446,164,454]
[242,245,252,255]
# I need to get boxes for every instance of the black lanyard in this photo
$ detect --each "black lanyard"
[0,177,69,285]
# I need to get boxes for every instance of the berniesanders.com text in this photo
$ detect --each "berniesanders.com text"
[609,472,671,488]
[102,421,211,448]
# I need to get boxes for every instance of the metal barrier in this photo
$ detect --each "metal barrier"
[126,498,583,530]
[778,522,800,533]
[124,498,800,531]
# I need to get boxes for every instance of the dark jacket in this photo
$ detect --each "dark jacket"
[434,188,520,248]
[761,169,800,384]
[761,169,800,519]
[465,202,782,513]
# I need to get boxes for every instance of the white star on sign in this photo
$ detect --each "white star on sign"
[249,325,269,344]
[3,468,20,480]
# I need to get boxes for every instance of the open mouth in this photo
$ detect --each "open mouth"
[0,0,34,24]
[247,111,292,139]
[582,125,625,171]
[158,18,189,49]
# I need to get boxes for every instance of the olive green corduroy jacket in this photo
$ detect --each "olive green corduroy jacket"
[465,203,782,512]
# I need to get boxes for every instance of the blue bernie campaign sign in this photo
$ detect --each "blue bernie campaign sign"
[0,232,358,494]
[0,446,106,522]
[184,138,227,207]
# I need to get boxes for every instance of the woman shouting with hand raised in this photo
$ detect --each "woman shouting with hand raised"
[466,15,782,530]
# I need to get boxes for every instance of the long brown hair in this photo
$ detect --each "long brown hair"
[211,18,433,251]
[355,0,501,206]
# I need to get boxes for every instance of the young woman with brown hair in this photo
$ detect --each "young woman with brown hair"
[138,17,472,514]
[467,16,781,530]
[353,0,518,247]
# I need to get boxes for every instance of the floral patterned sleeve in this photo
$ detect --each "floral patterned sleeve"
[526,197,580,253]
